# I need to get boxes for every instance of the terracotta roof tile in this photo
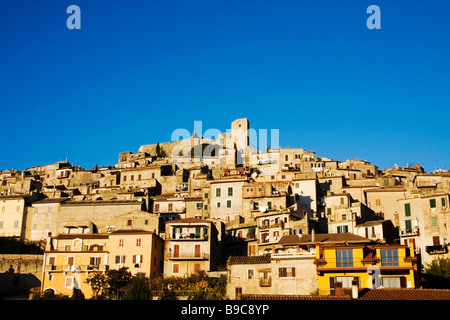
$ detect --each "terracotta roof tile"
[228,255,271,265]
[239,294,350,300]
[359,289,450,300]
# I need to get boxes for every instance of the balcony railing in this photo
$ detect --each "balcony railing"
[426,245,448,255]
[45,264,109,272]
[259,277,272,287]
[169,233,208,240]
[167,252,210,260]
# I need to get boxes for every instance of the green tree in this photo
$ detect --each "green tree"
[106,267,132,299]
[71,288,85,300]
[85,272,107,299]
[423,257,450,289]
[125,277,153,300]
[156,142,167,158]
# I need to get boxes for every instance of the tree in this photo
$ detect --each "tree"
[106,267,132,299]
[71,288,85,300]
[125,277,152,300]
[156,142,167,158]
[423,257,450,289]
[85,272,107,299]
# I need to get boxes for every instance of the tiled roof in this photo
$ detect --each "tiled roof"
[239,294,350,300]
[359,288,450,300]
[279,233,372,245]
[228,255,271,265]
[166,218,211,224]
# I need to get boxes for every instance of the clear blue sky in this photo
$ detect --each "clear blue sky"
[1,0,449,172]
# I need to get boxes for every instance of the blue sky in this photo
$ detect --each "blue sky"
[1,0,449,172]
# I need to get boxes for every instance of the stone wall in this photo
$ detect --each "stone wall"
[0,254,43,299]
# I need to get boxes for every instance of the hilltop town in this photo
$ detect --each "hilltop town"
[1,118,449,300]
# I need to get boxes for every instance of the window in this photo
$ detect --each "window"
[430,199,436,208]
[327,208,332,215]
[123,176,127,182]
[168,203,173,211]
[442,197,446,207]
[130,175,134,181]
[253,202,259,210]
[119,239,124,247]
[144,219,148,225]
[337,225,348,233]
[248,269,255,279]
[133,255,143,264]
[404,203,411,217]
[431,217,438,227]
[216,188,221,197]
[196,203,202,209]
[67,256,75,266]
[154,204,159,212]
[138,174,141,180]
[204,193,208,199]
[279,267,295,278]
[382,277,402,288]
[335,276,359,288]
[90,256,101,266]
[65,277,74,288]
[227,200,232,208]
[115,255,126,264]
[216,202,221,208]
[172,263,180,274]
[127,219,132,226]
[267,201,272,209]
[204,204,208,211]
[228,187,233,196]
[271,175,275,180]
[48,256,56,266]
[405,219,412,233]
[336,250,353,267]
[340,197,344,205]
[380,249,399,266]
[376,199,381,206]
[341,214,347,221]
[136,238,141,246]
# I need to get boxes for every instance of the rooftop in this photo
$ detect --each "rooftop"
[359,288,450,300]
[228,255,271,265]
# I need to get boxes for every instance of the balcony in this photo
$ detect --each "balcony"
[169,233,209,240]
[400,227,420,237]
[426,245,448,255]
[45,264,109,272]
[167,252,210,260]
[259,277,272,287]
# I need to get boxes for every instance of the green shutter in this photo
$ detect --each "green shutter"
[405,220,412,233]
[404,203,411,217]
[430,199,436,208]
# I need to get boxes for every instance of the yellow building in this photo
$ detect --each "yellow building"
[41,234,109,298]
[41,230,164,298]
[314,242,418,295]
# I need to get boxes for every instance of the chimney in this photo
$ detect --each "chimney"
[351,279,359,299]
[334,281,343,296]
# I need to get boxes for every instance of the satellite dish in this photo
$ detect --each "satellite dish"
[259,205,267,213]
[252,172,258,178]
